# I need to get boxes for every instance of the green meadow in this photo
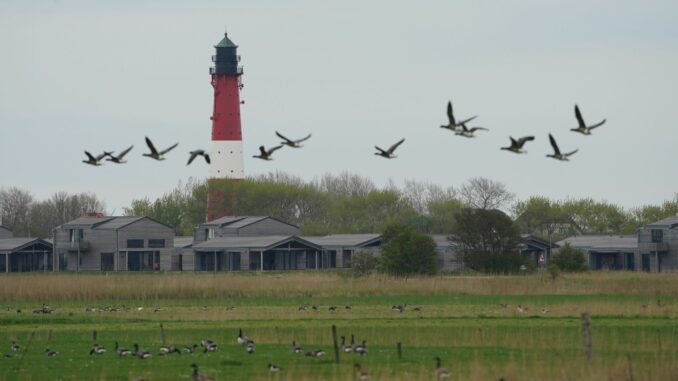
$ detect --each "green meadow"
[0,272,677,380]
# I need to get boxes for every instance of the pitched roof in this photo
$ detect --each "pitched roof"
[61,216,114,228]
[215,33,237,48]
[0,238,52,252]
[201,216,299,229]
[194,235,320,251]
[61,216,173,231]
[201,216,247,227]
[0,225,12,231]
[557,235,638,251]
[95,216,145,229]
[174,236,194,248]
[645,216,678,228]
[301,234,382,247]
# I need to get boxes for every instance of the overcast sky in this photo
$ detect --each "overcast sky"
[1,0,677,213]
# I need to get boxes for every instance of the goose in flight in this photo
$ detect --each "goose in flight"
[143,137,178,161]
[106,146,134,164]
[374,138,405,159]
[547,134,578,161]
[455,122,488,138]
[440,101,477,131]
[253,145,283,160]
[276,131,312,148]
[187,150,211,165]
[571,104,606,135]
[82,151,112,166]
[501,136,535,154]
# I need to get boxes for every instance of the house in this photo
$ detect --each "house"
[638,216,678,272]
[194,216,299,242]
[556,235,637,271]
[0,238,53,273]
[190,235,322,271]
[520,235,560,268]
[302,234,382,268]
[53,216,175,271]
[431,235,462,270]
[0,226,13,239]
[173,236,194,271]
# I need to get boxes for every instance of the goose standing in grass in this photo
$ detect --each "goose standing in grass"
[200,339,214,348]
[10,341,20,353]
[355,340,368,356]
[82,151,112,166]
[501,136,535,154]
[115,342,131,356]
[546,134,578,161]
[268,363,281,372]
[305,349,326,357]
[440,100,477,132]
[246,342,255,354]
[187,150,210,166]
[190,363,214,381]
[455,122,488,138]
[341,336,352,353]
[45,349,59,357]
[237,328,253,345]
[252,145,283,161]
[328,306,337,312]
[350,335,356,351]
[345,304,352,310]
[354,364,369,380]
[374,138,405,159]
[183,344,198,354]
[571,104,606,135]
[159,345,180,355]
[143,137,178,161]
[517,305,528,314]
[435,357,451,379]
[291,340,303,354]
[89,344,106,355]
[203,343,218,353]
[276,131,312,148]
[133,344,151,359]
[105,146,134,164]
[391,305,404,313]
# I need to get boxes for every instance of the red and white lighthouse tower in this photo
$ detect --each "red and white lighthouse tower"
[207,32,244,220]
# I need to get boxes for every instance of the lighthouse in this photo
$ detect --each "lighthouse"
[207,32,244,220]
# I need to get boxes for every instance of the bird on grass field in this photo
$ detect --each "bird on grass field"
[45,349,59,357]
[133,344,151,359]
[237,328,253,345]
[355,340,368,356]
[341,336,352,353]
[115,342,132,356]
[11,341,20,353]
[354,364,369,380]
[291,340,303,354]
[89,344,106,355]
[268,363,281,372]
[435,357,451,379]
[183,344,198,353]
[246,342,255,354]
[191,363,214,381]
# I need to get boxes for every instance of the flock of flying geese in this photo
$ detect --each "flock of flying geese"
[83,101,605,167]
[374,101,606,161]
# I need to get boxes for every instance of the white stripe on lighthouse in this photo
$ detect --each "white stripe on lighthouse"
[209,140,245,179]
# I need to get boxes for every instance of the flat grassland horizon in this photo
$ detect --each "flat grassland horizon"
[1,272,676,380]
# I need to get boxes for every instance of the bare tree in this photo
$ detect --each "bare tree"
[0,187,34,236]
[401,179,457,215]
[460,177,515,211]
[315,172,376,198]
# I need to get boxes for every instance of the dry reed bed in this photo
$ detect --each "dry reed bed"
[1,272,677,302]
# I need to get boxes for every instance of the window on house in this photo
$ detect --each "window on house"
[651,229,663,243]
[148,239,165,248]
[127,239,144,248]
[207,228,216,240]
[70,229,83,242]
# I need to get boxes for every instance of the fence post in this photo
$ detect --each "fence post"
[397,342,402,360]
[331,325,339,364]
[581,312,592,361]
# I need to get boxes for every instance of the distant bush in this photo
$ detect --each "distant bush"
[350,251,382,277]
[547,263,560,280]
[552,243,588,272]
[463,251,531,275]
[381,224,438,276]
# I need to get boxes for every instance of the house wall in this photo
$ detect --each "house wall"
[638,226,678,272]
[54,226,117,271]
[118,218,175,271]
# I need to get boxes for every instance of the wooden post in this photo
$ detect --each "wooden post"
[260,251,264,272]
[397,342,402,360]
[581,312,592,361]
[5,254,8,273]
[92,330,97,342]
[213,251,217,272]
[626,354,634,381]
[331,325,339,364]
[160,324,166,346]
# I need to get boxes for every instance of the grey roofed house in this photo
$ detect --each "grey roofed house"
[194,216,300,242]
[520,234,560,268]
[557,235,638,271]
[430,235,462,270]
[54,216,175,272]
[172,236,194,271]
[190,235,322,272]
[0,237,53,273]
[638,215,678,272]
[302,234,383,269]
[0,226,13,239]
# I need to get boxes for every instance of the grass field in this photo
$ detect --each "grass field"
[0,272,677,380]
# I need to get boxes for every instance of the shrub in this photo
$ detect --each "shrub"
[381,224,438,276]
[552,243,588,272]
[350,251,382,277]
[463,251,530,275]
[547,263,560,280]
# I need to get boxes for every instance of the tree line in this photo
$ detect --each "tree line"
[2,172,677,241]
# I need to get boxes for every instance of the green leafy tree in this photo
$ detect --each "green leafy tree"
[381,224,438,276]
[551,243,588,272]
[349,251,382,277]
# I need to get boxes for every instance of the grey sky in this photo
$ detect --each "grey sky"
[1,0,677,213]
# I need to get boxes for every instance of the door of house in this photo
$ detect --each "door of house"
[641,254,650,272]
[624,253,635,271]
